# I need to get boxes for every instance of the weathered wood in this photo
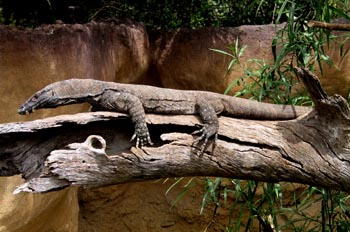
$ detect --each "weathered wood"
[1,68,350,194]
[307,20,350,31]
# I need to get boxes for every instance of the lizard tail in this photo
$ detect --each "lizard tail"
[225,97,311,120]
[254,103,311,120]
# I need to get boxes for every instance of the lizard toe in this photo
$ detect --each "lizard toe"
[192,124,205,135]
[130,132,153,148]
[192,123,218,154]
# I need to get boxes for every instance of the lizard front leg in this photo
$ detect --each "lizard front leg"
[193,97,222,153]
[95,90,153,148]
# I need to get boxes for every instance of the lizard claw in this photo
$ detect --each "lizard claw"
[130,129,153,148]
[192,123,218,154]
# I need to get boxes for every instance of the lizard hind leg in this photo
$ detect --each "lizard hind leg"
[192,97,220,154]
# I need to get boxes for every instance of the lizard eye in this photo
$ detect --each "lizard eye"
[31,94,39,102]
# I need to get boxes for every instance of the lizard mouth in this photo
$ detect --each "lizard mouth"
[18,106,36,115]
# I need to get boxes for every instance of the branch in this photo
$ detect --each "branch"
[307,20,350,31]
[1,68,350,194]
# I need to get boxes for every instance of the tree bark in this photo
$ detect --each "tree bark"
[1,68,350,194]
[307,20,350,31]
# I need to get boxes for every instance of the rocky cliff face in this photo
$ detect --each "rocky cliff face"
[0,21,150,123]
[0,21,348,232]
[0,21,150,232]
[150,24,285,93]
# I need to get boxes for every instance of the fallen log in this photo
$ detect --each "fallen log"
[1,68,350,194]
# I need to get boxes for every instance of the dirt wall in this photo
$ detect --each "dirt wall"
[0,21,349,232]
[0,21,149,232]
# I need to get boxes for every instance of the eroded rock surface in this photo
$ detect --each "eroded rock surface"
[0,21,149,232]
[0,21,150,123]
[0,21,349,232]
[151,24,285,93]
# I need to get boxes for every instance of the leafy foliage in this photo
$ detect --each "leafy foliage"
[0,0,277,28]
[0,0,102,26]
[165,1,350,231]
[200,0,350,231]
[213,0,350,104]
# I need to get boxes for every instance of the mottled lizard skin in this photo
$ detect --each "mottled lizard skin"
[18,79,311,153]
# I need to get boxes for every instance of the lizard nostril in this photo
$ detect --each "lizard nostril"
[18,106,29,115]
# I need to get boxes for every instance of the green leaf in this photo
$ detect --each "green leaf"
[328,5,350,20]
[238,45,248,58]
[227,59,238,73]
[209,48,234,58]
[165,177,184,195]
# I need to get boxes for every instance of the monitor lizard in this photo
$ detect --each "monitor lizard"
[18,79,311,152]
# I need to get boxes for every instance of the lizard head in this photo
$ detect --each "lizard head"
[18,79,87,115]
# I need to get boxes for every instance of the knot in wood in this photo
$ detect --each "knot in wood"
[67,135,107,155]
[84,135,106,155]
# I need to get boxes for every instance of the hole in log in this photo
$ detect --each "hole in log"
[91,137,103,149]
[85,135,107,154]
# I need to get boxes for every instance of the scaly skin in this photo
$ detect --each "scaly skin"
[18,79,311,152]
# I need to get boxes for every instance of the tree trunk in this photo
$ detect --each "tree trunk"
[1,68,350,194]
